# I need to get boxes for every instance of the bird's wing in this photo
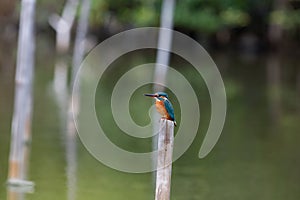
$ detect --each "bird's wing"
[164,99,175,121]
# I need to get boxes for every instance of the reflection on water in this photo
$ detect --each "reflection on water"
[50,60,78,200]
[7,187,25,200]
[66,126,77,200]
[1,35,300,200]
[7,185,34,200]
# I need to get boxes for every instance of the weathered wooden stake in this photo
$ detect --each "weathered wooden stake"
[155,119,174,200]
[7,0,36,186]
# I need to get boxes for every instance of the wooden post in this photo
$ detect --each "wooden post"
[155,119,174,200]
[7,0,36,186]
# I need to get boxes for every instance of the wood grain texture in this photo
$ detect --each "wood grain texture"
[155,119,174,200]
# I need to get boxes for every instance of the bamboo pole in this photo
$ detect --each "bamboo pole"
[7,0,36,186]
[155,119,174,200]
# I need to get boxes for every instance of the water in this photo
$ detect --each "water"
[1,35,300,200]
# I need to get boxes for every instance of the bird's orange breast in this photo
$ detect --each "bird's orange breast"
[155,100,171,119]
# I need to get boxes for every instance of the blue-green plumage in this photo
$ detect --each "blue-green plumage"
[163,98,175,121]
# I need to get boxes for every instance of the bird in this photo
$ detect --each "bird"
[144,92,177,126]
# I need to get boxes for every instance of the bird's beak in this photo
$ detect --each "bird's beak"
[144,93,157,98]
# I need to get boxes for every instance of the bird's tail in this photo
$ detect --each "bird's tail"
[174,121,177,127]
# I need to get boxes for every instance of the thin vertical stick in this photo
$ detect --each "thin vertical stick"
[68,0,91,124]
[7,0,36,185]
[153,0,175,92]
[69,0,91,122]
[66,1,91,200]
[155,119,174,200]
[71,0,91,86]
[48,0,79,135]
[49,0,79,95]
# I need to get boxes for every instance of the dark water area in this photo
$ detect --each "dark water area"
[0,32,300,200]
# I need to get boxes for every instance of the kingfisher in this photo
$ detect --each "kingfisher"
[144,92,177,126]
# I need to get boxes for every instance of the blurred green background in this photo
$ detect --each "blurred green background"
[1,0,300,200]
